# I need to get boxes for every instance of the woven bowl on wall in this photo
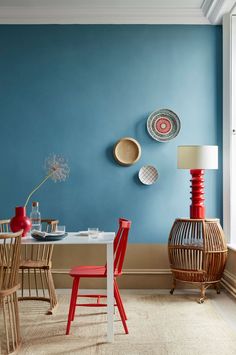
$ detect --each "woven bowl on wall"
[113,137,141,166]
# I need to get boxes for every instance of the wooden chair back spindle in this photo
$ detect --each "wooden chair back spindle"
[0,230,23,354]
[0,219,10,234]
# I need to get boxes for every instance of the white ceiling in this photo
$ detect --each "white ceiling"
[0,0,235,24]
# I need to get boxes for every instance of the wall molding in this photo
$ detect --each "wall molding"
[0,0,235,25]
[202,0,235,24]
[0,1,234,24]
[51,268,172,275]
[0,6,210,25]
[52,268,234,294]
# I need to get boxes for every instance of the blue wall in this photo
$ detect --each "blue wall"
[0,25,222,243]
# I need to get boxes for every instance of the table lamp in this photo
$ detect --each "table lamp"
[177,145,218,219]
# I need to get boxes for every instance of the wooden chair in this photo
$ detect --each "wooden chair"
[0,219,59,314]
[19,219,59,314]
[0,229,23,354]
[66,218,131,335]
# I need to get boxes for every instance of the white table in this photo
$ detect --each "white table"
[20,232,115,343]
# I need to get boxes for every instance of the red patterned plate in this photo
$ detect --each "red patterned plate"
[147,109,180,142]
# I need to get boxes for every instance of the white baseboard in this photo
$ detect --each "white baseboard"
[222,270,236,298]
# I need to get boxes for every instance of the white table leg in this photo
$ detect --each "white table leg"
[107,242,114,342]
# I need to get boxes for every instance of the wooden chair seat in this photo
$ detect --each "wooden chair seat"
[20,260,51,269]
[69,265,122,277]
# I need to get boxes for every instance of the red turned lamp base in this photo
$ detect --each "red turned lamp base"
[190,169,205,219]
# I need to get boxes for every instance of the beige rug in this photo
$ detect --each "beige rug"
[14,292,236,355]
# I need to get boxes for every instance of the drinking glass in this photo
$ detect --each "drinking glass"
[88,228,99,238]
[56,225,66,234]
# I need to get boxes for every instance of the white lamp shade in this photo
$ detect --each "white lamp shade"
[177,145,218,169]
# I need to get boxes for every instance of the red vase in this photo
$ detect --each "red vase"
[10,206,32,237]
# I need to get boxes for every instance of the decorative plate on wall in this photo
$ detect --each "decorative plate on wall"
[113,137,141,166]
[138,165,159,185]
[147,109,181,142]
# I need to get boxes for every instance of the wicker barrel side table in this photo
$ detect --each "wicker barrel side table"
[168,218,228,303]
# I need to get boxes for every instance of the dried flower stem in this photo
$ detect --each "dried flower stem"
[24,154,69,208]
[24,172,53,208]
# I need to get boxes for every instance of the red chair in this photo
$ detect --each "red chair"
[66,218,131,335]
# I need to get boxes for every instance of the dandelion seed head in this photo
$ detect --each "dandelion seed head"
[44,154,70,182]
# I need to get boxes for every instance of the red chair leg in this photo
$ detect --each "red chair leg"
[72,278,80,321]
[66,277,79,335]
[114,282,128,334]
[114,280,128,320]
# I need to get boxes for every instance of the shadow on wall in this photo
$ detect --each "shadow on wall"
[135,114,154,145]
[105,144,116,166]
[133,172,142,186]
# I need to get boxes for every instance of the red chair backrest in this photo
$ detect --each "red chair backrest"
[113,218,131,274]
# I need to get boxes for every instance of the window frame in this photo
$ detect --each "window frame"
[223,13,236,245]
